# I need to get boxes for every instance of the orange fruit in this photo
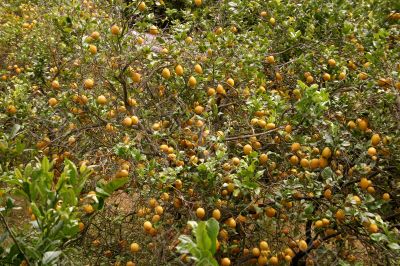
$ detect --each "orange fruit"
[130,242,140,253]
[243,144,252,155]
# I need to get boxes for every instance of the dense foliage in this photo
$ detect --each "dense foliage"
[1,0,400,265]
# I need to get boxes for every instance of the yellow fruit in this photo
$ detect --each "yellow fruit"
[315,220,323,228]
[194,64,203,74]
[155,206,163,215]
[252,247,261,257]
[338,72,346,80]
[227,217,236,228]
[111,25,120,35]
[259,154,268,165]
[162,68,171,79]
[97,95,107,105]
[227,78,234,87]
[306,75,314,84]
[185,36,193,44]
[382,193,390,201]
[51,80,60,89]
[126,261,135,266]
[358,72,368,80]
[368,223,379,233]
[212,209,221,220]
[175,179,183,190]
[266,123,276,130]
[175,65,184,76]
[298,240,307,252]
[371,134,381,146]
[291,142,301,152]
[269,17,276,25]
[220,258,230,266]
[266,55,275,64]
[367,147,376,156]
[335,209,345,221]
[130,243,140,253]
[322,73,331,81]
[131,72,141,83]
[321,147,332,158]
[193,105,204,115]
[79,222,84,231]
[149,25,159,35]
[352,195,361,205]
[122,117,133,127]
[300,158,309,168]
[138,1,146,11]
[83,204,94,214]
[359,178,369,189]
[215,27,223,35]
[269,256,279,265]
[48,98,58,107]
[322,218,330,226]
[265,207,276,217]
[259,241,269,250]
[357,119,368,131]
[131,116,139,125]
[196,207,205,219]
[324,189,332,199]
[84,78,94,89]
[188,76,197,87]
[328,59,336,67]
[89,44,97,54]
[143,221,152,231]
[290,155,299,165]
[243,144,252,155]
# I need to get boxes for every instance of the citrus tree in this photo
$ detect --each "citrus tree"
[1,0,400,265]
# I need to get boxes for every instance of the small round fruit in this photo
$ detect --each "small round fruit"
[83,204,94,214]
[90,31,100,40]
[162,68,171,79]
[368,223,378,233]
[194,105,204,115]
[111,25,120,35]
[89,44,97,54]
[367,147,377,156]
[143,221,152,231]
[130,242,140,253]
[97,95,107,105]
[84,78,94,89]
[266,55,275,64]
[328,59,336,67]
[298,240,307,252]
[382,193,390,201]
[188,76,197,87]
[371,134,381,146]
[220,257,230,266]
[322,147,332,158]
[149,25,159,35]
[259,154,268,165]
[138,1,146,11]
[194,64,203,74]
[243,144,252,155]
[48,98,58,107]
[175,65,184,76]
[196,207,205,219]
[322,73,331,81]
[51,80,60,89]
[122,117,133,127]
[212,209,221,220]
[259,241,269,250]
[265,207,276,218]
[269,256,279,265]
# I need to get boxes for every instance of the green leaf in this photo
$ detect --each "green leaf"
[196,222,211,251]
[206,218,219,254]
[388,243,400,250]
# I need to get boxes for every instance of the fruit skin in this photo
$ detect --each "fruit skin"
[130,242,140,253]
[243,144,252,155]
[175,65,184,76]
[220,257,230,266]
[84,78,94,89]
[266,55,275,64]
[371,134,381,146]
[161,68,171,79]
[111,25,120,35]
[196,207,205,219]
[188,76,197,87]
[212,209,221,220]
[298,240,308,252]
